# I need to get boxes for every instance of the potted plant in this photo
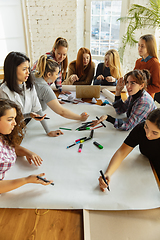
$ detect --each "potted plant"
[118,0,160,60]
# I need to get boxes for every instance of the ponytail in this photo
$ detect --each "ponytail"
[35,55,59,78]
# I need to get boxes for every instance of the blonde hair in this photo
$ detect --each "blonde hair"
[140,34,158,59]
[35,55,59,78]
[104,49,122,79]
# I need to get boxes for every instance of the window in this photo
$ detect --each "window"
[84,0,128,62]
[0,0,30,67]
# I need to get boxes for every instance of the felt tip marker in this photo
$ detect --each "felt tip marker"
[91,125,103,130]
[89,129,94,139]
[37,175,54,185]
[93,141,103,149]
[75,137,87,142]
[59,127,72,131]
[78,127,90,131]
[99,170,110,191]
[78,143,83,153]
[96,116,106,128]
[67,143,76,148]
[34,116,50,119]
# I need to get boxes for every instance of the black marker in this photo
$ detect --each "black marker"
[96,116,106,128]
[67,143,76,149]
[99,170,110,191]
[37,175,54,185]
[93,141,103,149]
[34,116,50,119]
[89,129,94,139]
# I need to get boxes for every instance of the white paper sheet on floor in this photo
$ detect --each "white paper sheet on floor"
[0,103,159,210]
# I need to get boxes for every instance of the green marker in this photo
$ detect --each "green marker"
[78,127,90,131]
[59,127,72,131]
[93,141,103,149]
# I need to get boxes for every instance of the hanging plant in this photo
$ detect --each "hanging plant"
[118,0,160,60]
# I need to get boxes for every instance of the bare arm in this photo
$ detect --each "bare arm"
[0,173,53,194]
[47,98,89,121]
[99,143,133,191]
[15,144,43,166]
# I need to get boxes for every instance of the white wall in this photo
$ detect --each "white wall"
[26,0,84,64]
[25,0,158,73]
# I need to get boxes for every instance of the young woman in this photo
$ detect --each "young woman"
[33,55,89,121]
[0,51,62,137]
[92,69,156,131]
[32,37,69,93]
[93,49,122,86]
[99,108,160,192]
[134,34,160,98]
[62,47,95,85]
[0,99,53,193]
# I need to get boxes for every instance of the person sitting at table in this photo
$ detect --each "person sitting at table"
[32,37,69,93]
[92,69,156,131]
[134,34,160,99]
[33,54,89,121]
[62,47,95,85]
[93,49,122,86]
[0,51,62,137]
[0,98,53,193]
[99,108,160,191]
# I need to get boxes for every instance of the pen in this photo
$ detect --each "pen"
[59,127,72,131]
[37,175,54,185]
[34,116,50,119]
[96,116,106,128]
[99,170,110,191]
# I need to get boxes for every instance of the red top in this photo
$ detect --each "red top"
[134,57,160,98]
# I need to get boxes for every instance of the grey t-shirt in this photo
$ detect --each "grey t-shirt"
[33,76,57,111]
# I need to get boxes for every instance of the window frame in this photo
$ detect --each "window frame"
[0,0,31,69]
[84,0,129,61]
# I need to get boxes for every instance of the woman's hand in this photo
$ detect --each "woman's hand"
[106,76,116,82]
[91,115,108,127]
[26,173,53,185]
[116,77,125,95]
[98,174,110,192]
[25,150,43,166]
[47,130,63,137]
[70,74,79,84]
[61,91,71,95]
[97,75,104,80]
[80,112,89,121]
[30,112,47,121]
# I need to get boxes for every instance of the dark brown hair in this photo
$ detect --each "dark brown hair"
[0,99,25,146]
[147,108,160,130]
[3,52,33,94]
[124,69,150,90]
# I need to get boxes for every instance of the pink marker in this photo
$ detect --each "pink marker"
[78,143,83,153]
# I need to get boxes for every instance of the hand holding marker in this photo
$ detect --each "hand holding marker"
[37,175,54,185]
[99,170,110,191]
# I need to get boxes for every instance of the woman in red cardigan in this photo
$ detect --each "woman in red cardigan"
[134,34,160,98]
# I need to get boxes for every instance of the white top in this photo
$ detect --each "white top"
[0,82,41,114]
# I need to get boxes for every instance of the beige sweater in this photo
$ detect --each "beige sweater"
[62,60,95,85]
